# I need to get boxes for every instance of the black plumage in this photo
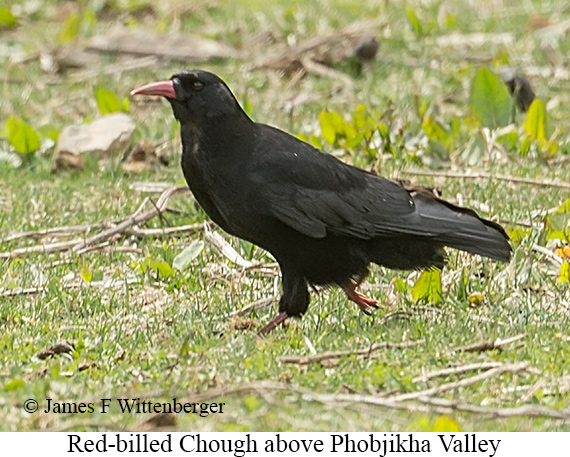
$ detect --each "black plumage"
[131,70,512,334]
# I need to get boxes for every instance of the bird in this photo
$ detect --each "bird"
[131,70,512,335]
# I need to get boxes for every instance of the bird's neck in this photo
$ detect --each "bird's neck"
[180,114,254,160]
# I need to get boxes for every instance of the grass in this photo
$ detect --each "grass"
[1,0,570,431]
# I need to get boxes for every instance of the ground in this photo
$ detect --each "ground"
[1,0,570,431]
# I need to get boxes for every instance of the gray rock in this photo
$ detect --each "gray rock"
[57,113,135,157]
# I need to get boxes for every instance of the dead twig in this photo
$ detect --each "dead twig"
[229,295,279,317]
[278,339,425,365]
[532,244,564,266]
[126,222,212,238]
[72,186,189,252]
[389,362,530,402]
[175,382,570,422]
[412,362,504,384]
[1,222,112,243]
[449,333,527,354]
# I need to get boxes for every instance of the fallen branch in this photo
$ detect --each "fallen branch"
[1,222,112,243]
[449,333,527,354]
[389,362,530,402]
[532,244,564,266]
[412,362,504,384]
[72,186,189,252]
[229,295,279,317]
[279,339,425,365]
[176,382,570,422]
[400,169,570,191]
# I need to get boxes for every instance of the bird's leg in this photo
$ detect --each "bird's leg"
[257,311,289,336]
[342,281,379,315]
[258,266,308,336]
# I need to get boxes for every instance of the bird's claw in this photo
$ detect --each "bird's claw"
[257,311,289,336]
[343,286,380,314]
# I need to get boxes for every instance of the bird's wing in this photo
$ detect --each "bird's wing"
[250,125,510,263]
[250,125,422,240]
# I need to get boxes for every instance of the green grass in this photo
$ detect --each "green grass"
[1,0,570,431]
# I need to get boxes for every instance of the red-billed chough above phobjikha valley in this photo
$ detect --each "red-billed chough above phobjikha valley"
[131,70,512,335]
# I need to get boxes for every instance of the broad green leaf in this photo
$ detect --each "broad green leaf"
[558,261,570,284]
[96,87,121,114]
[469,68,511,128]
[412,269,442,303]
[422,116,452,148]
[433,416,462,432]
[148,258,174,278]
[345,132,364,149]
[319,112,336,144]
[80,264,93,282]
[2,116,40,154]
[406,6,422,37]
[0,8,17,28]
[309,134,323,149]
[173,240,205,270]
[319,111,344,145]
[59,11,81,44]
[523,99,547,142]
[4,378,25,391]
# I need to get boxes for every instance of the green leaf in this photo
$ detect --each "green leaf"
[2,116,40,154]
[433,416,462,432]
[557,261,570,284]
[309,134,323,149]
[469,68,511,128]
[148,258,175,278]
[0,8,17,28]
[412,270,442,303]
[242,94,253,116]
[95,87,121,114]
[80,264,93,283]
[319,111,342,144]
[4,378,25,391]
[523,99,547,142]
[422,116,452,149]
[173,240,205,270]
[406,6,422,37]
[59,11,81,44]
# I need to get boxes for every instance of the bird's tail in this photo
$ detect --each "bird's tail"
[411,191,512,262]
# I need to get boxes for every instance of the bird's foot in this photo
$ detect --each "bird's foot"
[343,285,379,315]
[257,311,289,336]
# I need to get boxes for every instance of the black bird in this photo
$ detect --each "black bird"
[131,70,512,334]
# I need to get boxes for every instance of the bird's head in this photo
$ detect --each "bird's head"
[130,70,245,125]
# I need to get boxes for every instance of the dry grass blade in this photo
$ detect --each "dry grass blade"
[279,339,425,365]
[204,230,254,268]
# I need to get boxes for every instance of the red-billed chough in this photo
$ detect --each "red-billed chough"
[131,70,512,335]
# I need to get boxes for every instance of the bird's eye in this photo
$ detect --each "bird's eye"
[191,81,204,91]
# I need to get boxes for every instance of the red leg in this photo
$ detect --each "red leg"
[343,283,379,314]
[257,311,289,336]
